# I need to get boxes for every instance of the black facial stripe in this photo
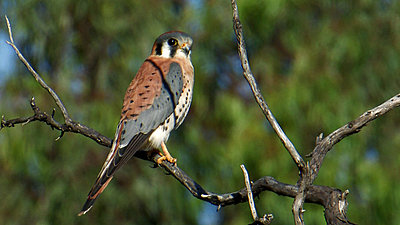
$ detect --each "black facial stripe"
[155,43,162,55]
[169,47,177,58]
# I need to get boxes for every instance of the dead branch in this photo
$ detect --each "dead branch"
[5,16,71,124]
[137,151,355,213]
[241,164,273,225]
[2,15,111,147]
[230,1,308,224]
[0,97,112,146]
[230,0,398,224]
[230,0,305,172]
[309,93,400,182]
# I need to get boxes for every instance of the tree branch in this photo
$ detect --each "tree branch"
[309,93,400,182]
[137,150,355,214]
[241,164,273,225]
[229,1,397,224]
[0,97,113,146]
[290,92,399,225]
[230,0,305,171]
[2,15,112,147]
[230,1,308,224]
[5,15,72,124]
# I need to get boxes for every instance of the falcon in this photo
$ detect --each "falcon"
[78,31,194,216]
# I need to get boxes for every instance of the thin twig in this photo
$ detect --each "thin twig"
[230,0,305,170]
[241,164,272,225]
[241,164,259,221]
[5,15,13,43]
[5,15,72,124]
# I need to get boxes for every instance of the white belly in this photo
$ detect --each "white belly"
[148,113,175,148]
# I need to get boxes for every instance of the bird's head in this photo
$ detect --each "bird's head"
[151,31,193,59]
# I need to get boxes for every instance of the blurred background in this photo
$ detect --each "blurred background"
[1,0,400,224]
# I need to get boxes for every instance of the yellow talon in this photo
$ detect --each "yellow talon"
[156,141,177,165]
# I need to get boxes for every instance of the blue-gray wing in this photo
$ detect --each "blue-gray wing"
[119,61,183,147]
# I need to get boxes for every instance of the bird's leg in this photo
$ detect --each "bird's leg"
[156,141,177,165]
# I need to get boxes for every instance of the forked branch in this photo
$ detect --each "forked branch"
[5,16,71,124]
[229,0,399,224]
[309,93,400,182]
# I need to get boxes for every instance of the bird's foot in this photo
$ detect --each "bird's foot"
[156,141,177,165]
[156,154,177,165]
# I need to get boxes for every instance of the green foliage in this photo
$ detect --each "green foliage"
[1,0,400,224]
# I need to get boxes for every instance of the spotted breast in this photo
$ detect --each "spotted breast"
[146,56,194,148]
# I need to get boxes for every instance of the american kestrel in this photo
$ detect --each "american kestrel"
[78,31,194,216]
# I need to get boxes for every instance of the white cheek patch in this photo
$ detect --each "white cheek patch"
[160,44,171,58]
[174,49,188,59]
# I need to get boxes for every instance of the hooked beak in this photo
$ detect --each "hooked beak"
[181,43,191,57]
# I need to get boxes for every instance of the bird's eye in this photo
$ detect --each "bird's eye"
[167,38,178,46]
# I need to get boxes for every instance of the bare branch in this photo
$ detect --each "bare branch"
[241,164,272,225]
[241,164,259,220]
[3,16,111,146]
[1,97,112,147]
[229,0,400,223]
[287,94,400,225]
[5,15,13,43]
[229,2,309,224]
[230,0,305,171]
[137,149,352,210]
[5,15,72,124]
[153,155,355,225]
[292,163,309,225]
[291,93,400,224]
[292,94,400,225]
[309,93,400,183]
